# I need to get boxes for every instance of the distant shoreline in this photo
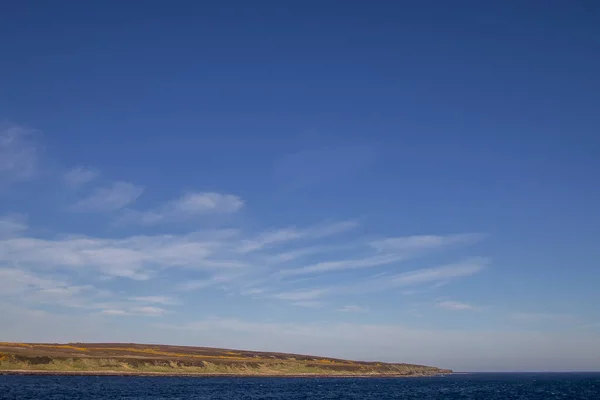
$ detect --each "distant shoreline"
[0,342,451,377]
[0,369,448,378]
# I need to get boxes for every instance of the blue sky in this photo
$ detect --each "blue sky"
[1,1,599,372]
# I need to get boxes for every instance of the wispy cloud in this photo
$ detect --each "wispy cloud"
[72,181,144,211]
[101,306,167,317]
[0,268,64,296]
[510,312,577,322]
[0,221,365,284]
[291,301,323,308]
[385,258,487,287]
[100,309,129,316]
[131,306,167,316]
[129,296,180,305]
[240,288,265,296]
[120,192,244,225]
[273,289,330,301]
[338,305,368,312]
[0,231,247,280]
[176,272,246,292]
[281,253,403,276]
[0,266,180,317]
[0,139,487,316]
[265,245,348,263]
[319,258,489,297]
[437,300,478,311]
[64,166,100,186]
[0,268,116,312]
[259,258,487,306]
[0,121,492,355]
[0,213,486,312]
[238,221,358,253]
[0,123,40,181]
[0,213,28,238]
[174,192,244,213]
[281,234,484,276]
[370,233,484,253]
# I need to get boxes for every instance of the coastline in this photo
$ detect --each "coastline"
[0,342,451,378]
[0,369,446,378]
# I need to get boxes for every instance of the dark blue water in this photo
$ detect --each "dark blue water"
[1,373,599,399]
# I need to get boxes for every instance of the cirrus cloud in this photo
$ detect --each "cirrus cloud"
[120,192,244,225]
[0,123,41,182]
[72,181,144,211]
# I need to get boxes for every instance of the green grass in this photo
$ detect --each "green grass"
[0,355,445,376]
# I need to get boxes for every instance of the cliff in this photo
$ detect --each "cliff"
[0,342,451,377]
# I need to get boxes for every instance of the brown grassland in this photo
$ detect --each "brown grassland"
[0,342,451,377]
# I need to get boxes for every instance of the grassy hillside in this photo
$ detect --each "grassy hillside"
[0,342,451,377]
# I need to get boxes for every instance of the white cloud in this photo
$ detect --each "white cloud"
[73,181,144,211]
[64,166,100,186]
[131,306,167,317]
[100,306,166,317]
[385,258,487,287]
[265,245,348,263]
[121,192,244,225]
[338,305,368,312]
[129,296,179,305]
[0,222,363,284]
[510,312,577,322]
[281,253,404,276]
[0,231,248,280]
[0,268,64,296]
[273,288,329,301]
[240,288,265,296]
[175,192,244,213]
[281,234,483,276]
[0,156,487,318]
[437,300,477,311]
[370,233,484,252]
[0,214,28,238]
[238,228,304,253]
[100,309,129,316]
[238,221,358,253]
[0,266,176,316]
[291,301,322,308]
[176,272,247,292]
[0,218,486,314]
[0,123,40,181]
[269,259,487,303]
[0,268,116,313]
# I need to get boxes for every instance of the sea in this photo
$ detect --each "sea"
[1,373,599,399]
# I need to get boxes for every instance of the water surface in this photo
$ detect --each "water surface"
[1,373,599,399]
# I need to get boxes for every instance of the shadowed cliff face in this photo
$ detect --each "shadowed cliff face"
[0,342,451,376]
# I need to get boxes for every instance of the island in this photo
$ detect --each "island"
[0,342,451,377]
